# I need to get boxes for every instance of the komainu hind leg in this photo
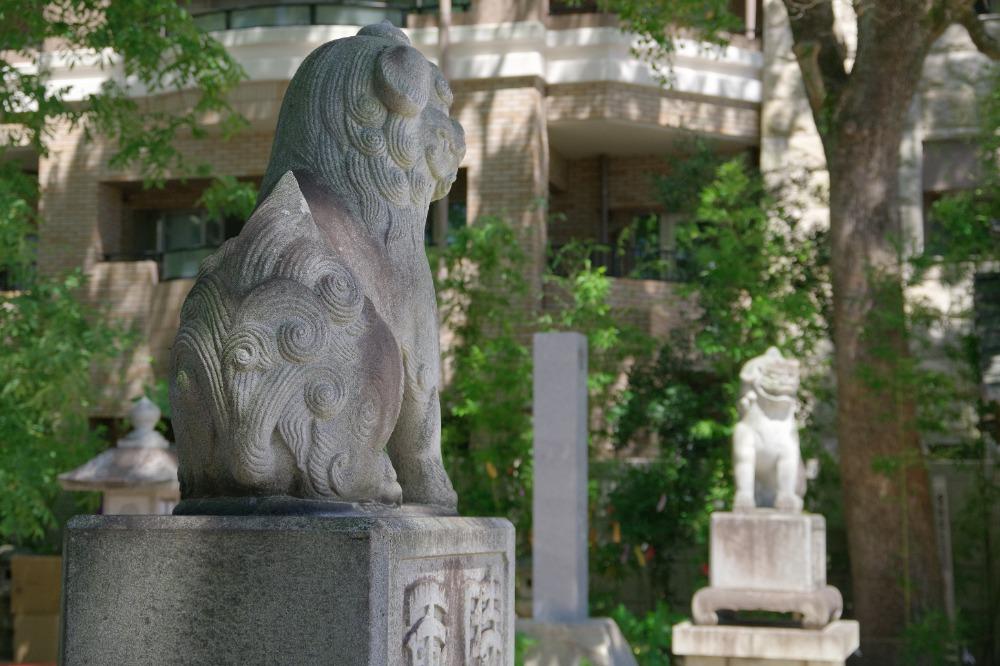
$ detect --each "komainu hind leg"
[386,350,457,511]
[774,450,803,512]
[732,422,757,511]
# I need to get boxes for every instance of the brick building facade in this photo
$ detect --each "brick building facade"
[22,0,997,414]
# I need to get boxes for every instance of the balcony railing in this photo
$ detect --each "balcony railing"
[189,0,470,31]
[548,243,690,283]
[102,249,215,282]
[549,0,600,14]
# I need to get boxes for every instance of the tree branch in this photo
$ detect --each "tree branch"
[791,40,829,115]
[782,0,850,116]
[958,7,1000,60]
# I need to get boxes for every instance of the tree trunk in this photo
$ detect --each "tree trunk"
[824,7,944,662]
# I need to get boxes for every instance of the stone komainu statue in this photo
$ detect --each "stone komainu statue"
[169,22,464,512]
[732,347,806,512]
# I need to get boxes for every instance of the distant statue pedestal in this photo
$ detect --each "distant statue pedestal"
[61,513,513,664]
[60,20,515,666]
[691,511,843,629]
[674,511,858,666]
[672,348,858,666]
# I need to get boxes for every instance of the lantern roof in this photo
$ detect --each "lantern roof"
[59,398,179,492]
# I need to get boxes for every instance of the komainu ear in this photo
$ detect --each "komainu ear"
[358,20,410,45]
[375,45,430,118]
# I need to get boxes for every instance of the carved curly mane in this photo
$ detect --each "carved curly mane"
[259,21,462,247]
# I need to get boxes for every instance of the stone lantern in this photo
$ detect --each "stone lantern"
[59,397,179,515]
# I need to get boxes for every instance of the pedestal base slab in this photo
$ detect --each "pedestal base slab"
[672,620,859,666]
[516,617,637,666]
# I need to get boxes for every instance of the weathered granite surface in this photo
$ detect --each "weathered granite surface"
[169,21,465,512]
[733,347,805,512]
[60,514,513,665]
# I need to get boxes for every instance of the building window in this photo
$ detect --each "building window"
[549,0,600,13]
[611,212,687,281]
[425,167,467,247]
[132,210,243,280]
[0,233,36,292]
[922,140,981,257]
[406,0,471,12]
[923,191,951,258]
[315,5,403,25]
[191,12,227,31]
[974,272,1000,403]
[549,212,687,282]
[189,2,474,32]
[230,5,312,29]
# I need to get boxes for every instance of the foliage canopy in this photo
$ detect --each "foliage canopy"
[0,0,247,548]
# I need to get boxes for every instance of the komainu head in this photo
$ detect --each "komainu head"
[739,347,800,402]
[259,21,466,246]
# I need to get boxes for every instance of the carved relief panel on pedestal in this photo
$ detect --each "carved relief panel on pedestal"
[404,580,448,666]
[398,554,509,666]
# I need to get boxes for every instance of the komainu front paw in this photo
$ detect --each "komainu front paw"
[401,457,458,512]
[733,492,755,511]
[775,492,803,512]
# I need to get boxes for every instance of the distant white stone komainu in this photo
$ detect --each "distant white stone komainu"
[732,347,805,512]
[169,21,464,512]
[685,346,844,633]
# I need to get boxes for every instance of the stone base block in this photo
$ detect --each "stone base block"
[516,617,638,666]
[61,514,514,665]
[672,620,859,666]
[692,585,842,629]
[710,512,825,591]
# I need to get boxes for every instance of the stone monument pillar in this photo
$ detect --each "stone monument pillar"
[60,22,514,665]
[517,333,636,666]
[532,332,589,623]
[672,348,858,666]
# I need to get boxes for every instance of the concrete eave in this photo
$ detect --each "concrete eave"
[40,21,763,107]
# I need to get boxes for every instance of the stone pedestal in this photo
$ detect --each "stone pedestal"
[692,511,842,628]
[709,511,824,591]
[517,618,638,666]
[672,620,859,666]
[60,514,514,665]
